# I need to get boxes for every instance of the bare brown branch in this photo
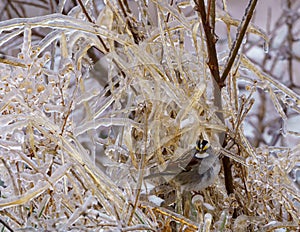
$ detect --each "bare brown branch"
[194,0,221,86]
[220,0,258,84]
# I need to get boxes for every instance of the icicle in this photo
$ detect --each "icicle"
[263,39,269,53]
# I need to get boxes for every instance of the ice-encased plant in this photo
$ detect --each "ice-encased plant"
[0,0,299,231]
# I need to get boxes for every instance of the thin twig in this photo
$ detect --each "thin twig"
[77,0,109,53]
[117,0,141,44]
[194,0,221,86]
[195,1,234,199]
[220,0,258,84]
[220,1,257,202]
[0,217,14,232]
[286,0,294,85]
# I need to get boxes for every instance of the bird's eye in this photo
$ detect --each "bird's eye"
[196,139,209,151]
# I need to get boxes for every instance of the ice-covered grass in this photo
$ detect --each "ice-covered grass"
[0,0,299,231]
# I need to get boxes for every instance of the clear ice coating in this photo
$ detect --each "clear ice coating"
[0,1,299,231]
[263,40,269,53]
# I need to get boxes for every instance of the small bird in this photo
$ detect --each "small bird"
[145,139,220,192]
